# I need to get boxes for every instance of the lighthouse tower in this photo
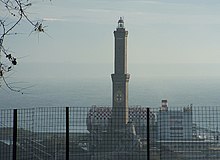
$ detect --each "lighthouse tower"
[110,17,130,130]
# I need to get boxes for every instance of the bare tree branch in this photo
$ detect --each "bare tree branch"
[0,0,50,93]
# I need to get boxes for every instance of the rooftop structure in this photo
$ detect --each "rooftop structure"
[87,106,155,137]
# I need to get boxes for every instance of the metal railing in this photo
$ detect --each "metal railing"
[0,106,220,160]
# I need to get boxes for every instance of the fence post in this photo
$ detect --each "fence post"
[13,109,17,160]
[66,107,69,160]
[147,108,150,160]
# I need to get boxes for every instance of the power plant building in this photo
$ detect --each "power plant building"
[158,100,193,141]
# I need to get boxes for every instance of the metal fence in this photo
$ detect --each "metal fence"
[0,106,220,160]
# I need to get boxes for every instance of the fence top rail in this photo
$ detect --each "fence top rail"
[1,105,220,111]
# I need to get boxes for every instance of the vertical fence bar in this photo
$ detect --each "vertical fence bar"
[147,107,150,160]
[66,107,69,160]
[13,109,17,160]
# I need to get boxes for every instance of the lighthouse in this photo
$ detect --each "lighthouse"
[88,18,142,155]
[110,17,130,130]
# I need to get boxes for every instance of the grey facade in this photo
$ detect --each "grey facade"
[158,107,193,141]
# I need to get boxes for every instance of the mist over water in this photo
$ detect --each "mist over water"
[1,63,220,109]
[1,77,220,109]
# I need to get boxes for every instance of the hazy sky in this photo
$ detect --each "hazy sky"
[2,0,220,80]
[2,0,220,107]
[3,0,220,63]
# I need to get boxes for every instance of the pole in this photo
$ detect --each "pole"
[147,108,150,160]
[13,109,17,160]
[66,107,69,160]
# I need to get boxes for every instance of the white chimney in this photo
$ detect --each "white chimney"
[161,99,168,111]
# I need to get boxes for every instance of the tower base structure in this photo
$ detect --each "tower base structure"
[89,18,144,160]
[90,122,144,160]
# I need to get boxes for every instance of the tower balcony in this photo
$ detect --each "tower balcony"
[111,73,130,82]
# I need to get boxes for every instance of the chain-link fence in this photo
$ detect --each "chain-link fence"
[0,106,220,160]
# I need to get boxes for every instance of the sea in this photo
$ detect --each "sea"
[1,76,220,109]
[1,75,220,132]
